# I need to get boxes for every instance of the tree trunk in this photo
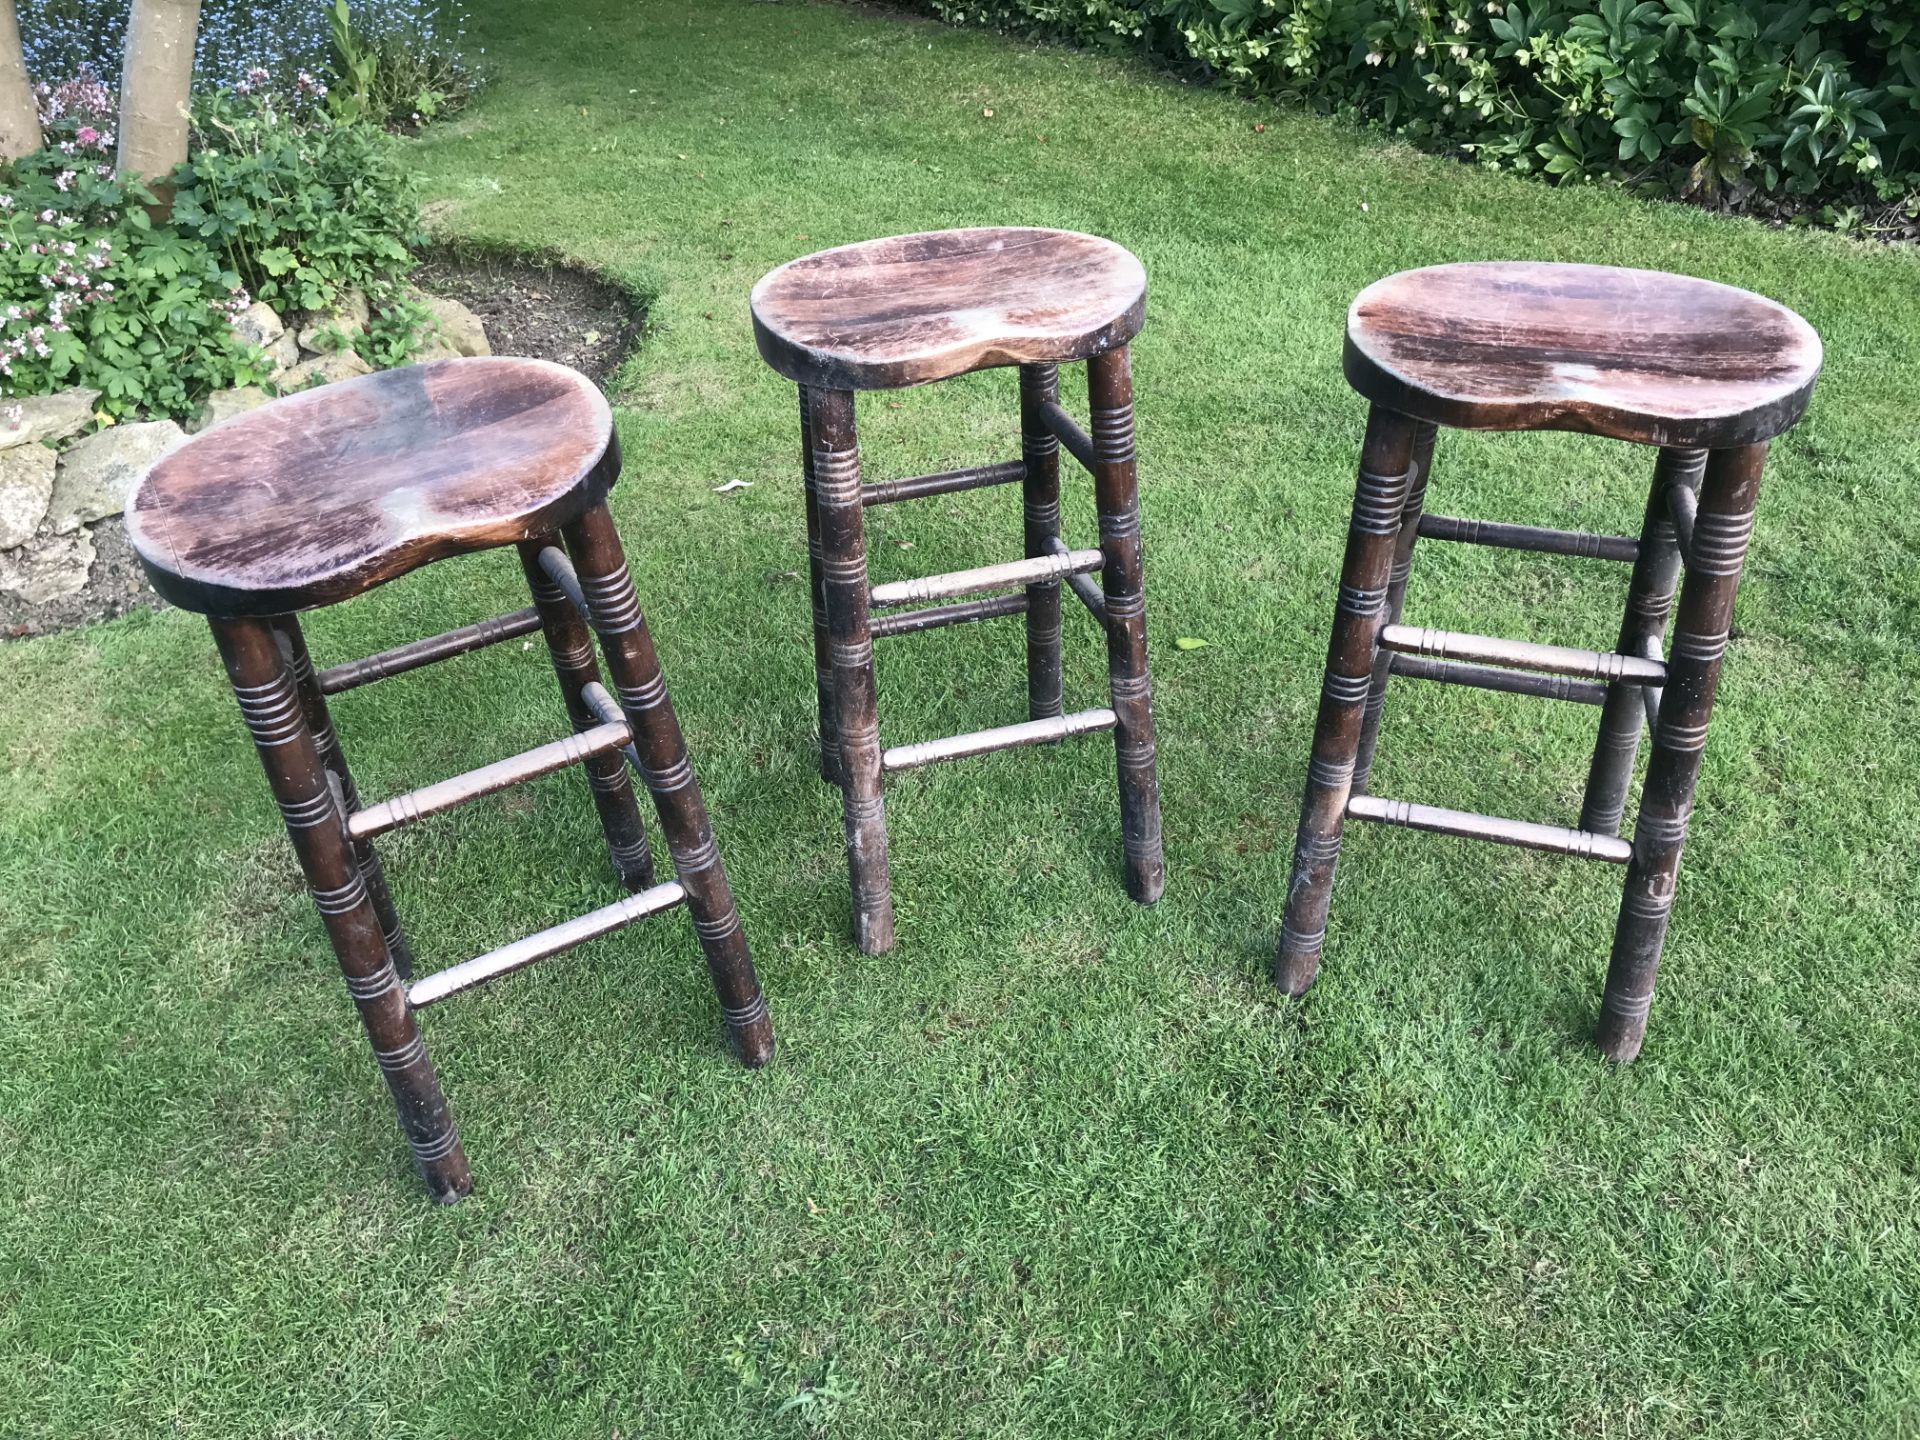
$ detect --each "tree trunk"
[116,0,201,209]
[0,1,42,161]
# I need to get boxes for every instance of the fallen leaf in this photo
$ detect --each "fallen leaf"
[713,479,753,493]
[892,539,915,550]
[982,107,994,118]
[765,569,801,585]
[1254,122,1266,133]
[1174,636,1209,652]
[582,329,602,345]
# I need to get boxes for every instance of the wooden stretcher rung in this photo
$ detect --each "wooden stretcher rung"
[1418,513,1640,563]
[407,879,688,1009]
[1388,653,1608,706]
[1347,794,1634,864]
[315,608,545,694]
[349,718,633,841]
[1639,635,1664,730]
[1378,624,1666,685]
[1042,536,1108,625]
[882,707,1116,772]
[1036,400,1097,473]
[863,460,1026,506]
[580,680,645,775]
[1665,483,1698,566]
[869,592,1029,638]
[538,545,588,614]
[869,548,1103,609]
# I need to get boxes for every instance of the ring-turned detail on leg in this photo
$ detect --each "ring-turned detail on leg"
[272,614,416,981]
[808,387,895,954]
[1275,406,1418,995]
[1597,443,1765,1062]
[518,537,657,891]
[1352,421,1436,795]
[213,615,470,1203]
[561,502,776,1065]
[1021,362,1065,723]
[1088,347,1165,903]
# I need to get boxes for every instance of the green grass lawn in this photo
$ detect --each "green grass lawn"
[5,1,1920,1434]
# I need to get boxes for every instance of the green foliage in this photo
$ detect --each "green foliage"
[919,0,1920,208]
[0,152,263,418]
[169,96,422,315]
[0,96,425,419]
[326,0,381,127]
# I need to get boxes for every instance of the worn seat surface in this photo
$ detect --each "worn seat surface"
[129,358,616,616]
[1344,262,1822,448]
[750,227,1147,391]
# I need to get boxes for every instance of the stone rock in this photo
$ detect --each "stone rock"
[188,386,272,434]
[0,442,57,549]
[47,420,186,534]
[0,526,94,603]
[278,349,373,392]
[410,290,491,358]
[0,388,101,449]
[296,288,370,355]
[230,300,287,350]
[264,330,302,375]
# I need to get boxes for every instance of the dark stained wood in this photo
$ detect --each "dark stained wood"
[868,592,1029,639]
[1088,347,1165,904]
[808,387,896,955]
[316,607,544,695]
[751,228,1146,391]
[1598,443,1767,1062]
[1275,405,1419,996]
[1352,421,1435,794]
[517,538,657,891]
[862,459,1026,507]
[1344,262,1822,448]
[1580,447,1705,835]
[128,358,618,616]
[273,615,415,982]
[561,502,776,1066]
[797,385,839,785]
[1021,363,1065,722]
[211,614,470,1203]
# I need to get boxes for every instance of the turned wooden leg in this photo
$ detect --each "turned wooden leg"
[798,384,841,784]
[1351,421,1437,795]
[1580,447,1707,836]
[1020,362,1065,721]
[561,503,775,1066]
[1597,443,1765,1062]
[1275,405,1420,995]
[272,616,415,983]
[517,537,657,891]
[1087,347,1165,905]
[213,615,469,1203]
[805,388,895,953]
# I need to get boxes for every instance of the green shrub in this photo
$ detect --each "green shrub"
[170,92,422,314]
[0,94,424,419]
[920,0,1920,213]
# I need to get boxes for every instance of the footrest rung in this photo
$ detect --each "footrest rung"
[538,545,588,615]
[870,548,1102,609]
[1043,536,1108,625]
[1037,401,1096,473]
[1379,624,1665,685]
[882,707,1116,772]
[1418,513,1640,564]
[580,680,645,774]
[863,460,1026,507]
[349,718,633,840]
[1665,484,1698,566]
[1347,795,1633,863]
[316,608,545,694]
[1389,653,1608,706]
[407,880,688,1008]
[870,592,1028,639]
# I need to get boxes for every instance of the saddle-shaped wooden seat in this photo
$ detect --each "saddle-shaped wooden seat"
[750,226,1147,391]
[1344,261,1822,449]
[129,358,617,616]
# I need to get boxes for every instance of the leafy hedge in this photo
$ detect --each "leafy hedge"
[919,1,1920,216]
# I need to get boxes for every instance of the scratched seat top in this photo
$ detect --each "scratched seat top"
[128,358,615,617]
[750,227,1147,391]
[1343,262,1822,448]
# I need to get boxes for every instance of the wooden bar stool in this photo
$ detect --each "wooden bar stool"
[750,228,1166,953]
[1276,262,1821,1060]
[128,358,775,1202]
